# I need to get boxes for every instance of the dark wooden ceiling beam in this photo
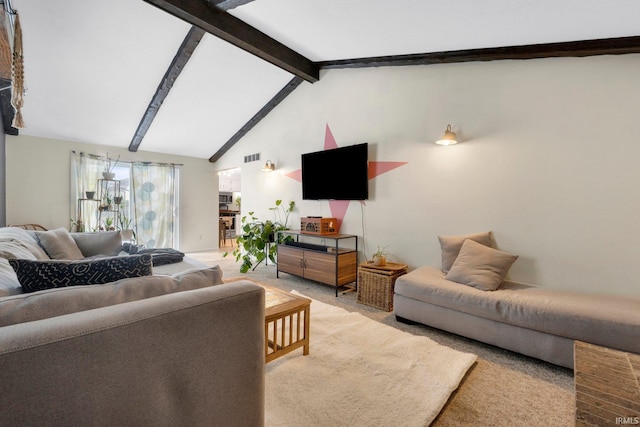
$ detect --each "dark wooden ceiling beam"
[318,36,640,69]
[129,25,205,152]
[143,0,319,83]
[208,0,255,10]
[209,76,304,163]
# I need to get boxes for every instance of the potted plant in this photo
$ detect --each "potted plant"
[102,154,120,180]
[118,211,136,243]
[104,217,115,231]
[372,245,388,266]
[98,188,109,211]
[226,200,295,273]
[70,218,84,232]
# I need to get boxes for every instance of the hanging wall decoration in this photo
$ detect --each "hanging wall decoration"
[11,11,25,129]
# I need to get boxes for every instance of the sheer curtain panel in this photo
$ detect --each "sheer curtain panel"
[132,162,177,249]
[70,152,104,232]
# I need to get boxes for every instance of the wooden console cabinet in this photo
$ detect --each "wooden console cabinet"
[276,231,358,296]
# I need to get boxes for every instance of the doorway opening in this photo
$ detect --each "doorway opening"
[218,167,241,249]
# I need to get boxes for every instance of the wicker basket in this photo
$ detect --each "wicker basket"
[357,265,407,311]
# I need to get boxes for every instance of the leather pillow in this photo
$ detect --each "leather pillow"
[438,231,493,273]
[445,239,518,291]
[9,254,153,293]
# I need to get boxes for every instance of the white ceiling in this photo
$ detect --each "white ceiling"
[231,0,640,61]
[10,0,640,160]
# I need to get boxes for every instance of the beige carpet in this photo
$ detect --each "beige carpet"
[265,293,477,427]
[188,249,575,426]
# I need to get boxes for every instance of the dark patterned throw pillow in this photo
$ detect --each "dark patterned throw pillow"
[9,254,153,293]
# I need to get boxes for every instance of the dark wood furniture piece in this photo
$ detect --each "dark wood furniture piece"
[276,231,358,297]
[9,224,48,231]
[218,218,227,246]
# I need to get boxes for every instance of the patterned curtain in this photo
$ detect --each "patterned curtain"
[70,151,104,232]
[131,162,176,249]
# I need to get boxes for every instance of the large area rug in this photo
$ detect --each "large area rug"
[265,292,477,427]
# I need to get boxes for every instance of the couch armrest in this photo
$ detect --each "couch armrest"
[0,281,265,427]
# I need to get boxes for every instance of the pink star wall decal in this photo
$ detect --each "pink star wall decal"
[285,124,408,232]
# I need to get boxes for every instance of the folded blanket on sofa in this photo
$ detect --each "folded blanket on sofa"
[136,248,185,266]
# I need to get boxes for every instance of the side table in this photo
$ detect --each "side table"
[264,286,311,363]
[357,262,408,311]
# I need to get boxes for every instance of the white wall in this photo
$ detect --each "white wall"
[5,135,219,252]
[214,54,640,297]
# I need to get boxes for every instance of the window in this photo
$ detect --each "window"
[71,152,180,249]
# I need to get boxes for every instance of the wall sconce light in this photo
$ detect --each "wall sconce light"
[262,160,275,172]
[435,124,458,145]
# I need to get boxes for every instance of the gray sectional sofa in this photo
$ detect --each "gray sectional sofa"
[394,232,640,369]
[0,226,265,426]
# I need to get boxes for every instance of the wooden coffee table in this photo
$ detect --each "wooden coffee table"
[264,286,311,363]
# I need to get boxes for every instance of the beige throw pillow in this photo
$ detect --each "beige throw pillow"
[445,239,518,291]
[35,228,85,260]
[72,231,123,257]
[438,231,493,273]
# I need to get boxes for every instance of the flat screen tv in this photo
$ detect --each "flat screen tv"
[301,143,369,200]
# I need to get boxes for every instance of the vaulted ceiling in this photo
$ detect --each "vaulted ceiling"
[3,0,640,162]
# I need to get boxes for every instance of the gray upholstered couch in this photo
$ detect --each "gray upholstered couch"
[0,226,265,426]
[393,232,640,369]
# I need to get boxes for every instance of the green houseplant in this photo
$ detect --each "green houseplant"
[118,210,137,243]
[103,217,115,231]
[226,200,295,273]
